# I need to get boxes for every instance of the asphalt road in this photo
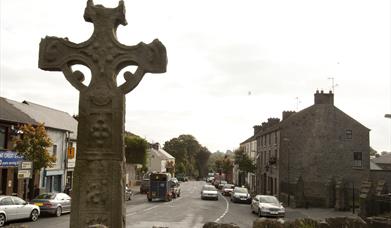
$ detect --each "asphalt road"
[3,181,356,228]
[4,181,256,228]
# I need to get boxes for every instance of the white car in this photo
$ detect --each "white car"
[251,195,285,217]
[201,184,218,200]
[231,187,251,203]
[0,195,40,227]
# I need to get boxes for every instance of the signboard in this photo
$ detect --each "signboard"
[67,147,75,159]
[0,151,23,167]
[18,170,32,179]
[21,161,33,169]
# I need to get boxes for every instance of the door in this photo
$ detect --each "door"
[12,197,30,219]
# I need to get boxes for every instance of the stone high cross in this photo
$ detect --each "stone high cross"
[38,1,167,227]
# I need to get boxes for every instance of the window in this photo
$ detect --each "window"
[345,129,352,139]
[353,152,362,167]
[52,144,57,157]
[0,197,13,205]
[274,132,278,144]
[12,197,25,205]
[0,126,6,149]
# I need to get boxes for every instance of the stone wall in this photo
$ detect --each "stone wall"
[203,217,390,228]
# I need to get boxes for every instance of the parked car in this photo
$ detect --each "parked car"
[140,179,150,194]
[221,184,235,196]
[170,178,181,198]
[31,193,71,217]
[251,195,285,217]
[217,180,228,189]
[230,187,251,203]
[125,186,133,201]
[0,195,40,227]
[201,184,218,200]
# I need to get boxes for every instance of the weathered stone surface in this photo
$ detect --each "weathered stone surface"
[325,217,367,228]
[203,222,240,228]
[38,1,167,227]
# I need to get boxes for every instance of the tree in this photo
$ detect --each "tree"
[13,123,55,200]
[124,134,148,167]
[234,148,255,173]
[163,134,211,178]
[369,147,378,157]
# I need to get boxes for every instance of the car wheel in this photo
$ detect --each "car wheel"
[30,209,39,221]
[0,213,5,227]
[258,209,262,217]
[55,207,62,217]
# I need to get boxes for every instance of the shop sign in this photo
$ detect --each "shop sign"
[18,169,32,179]
[0,151,23,167]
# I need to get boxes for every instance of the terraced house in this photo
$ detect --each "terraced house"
[0,97,77,199]
[253,90,371,209]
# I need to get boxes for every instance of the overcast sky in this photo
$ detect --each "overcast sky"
[1,0,390,153]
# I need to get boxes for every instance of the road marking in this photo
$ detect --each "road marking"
[214,193,229,222]
[143,204,160,212]
[126,212,137,216]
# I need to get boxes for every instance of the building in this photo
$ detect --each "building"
[148,143,175,173]
[238,135,257,192]
[255,90,371,208]
[0,97,77,198]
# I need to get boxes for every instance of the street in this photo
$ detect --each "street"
[4,181,357,228]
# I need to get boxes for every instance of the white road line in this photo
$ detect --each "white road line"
[214,193,229,222]
[126,212,137,216]
[143,204,160,212]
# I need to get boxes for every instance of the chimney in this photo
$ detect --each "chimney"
[267,118,280,126]
[151,143,160,150]
[314,90,334,105]
[282,111,296,120]
[253,125,262,135]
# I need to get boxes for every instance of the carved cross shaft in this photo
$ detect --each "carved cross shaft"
[39,1,167,227]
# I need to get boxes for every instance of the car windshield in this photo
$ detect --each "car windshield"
[259,196,279,204]
[234,187,248,193]
[35,193,56,200]
[202,186,216,191]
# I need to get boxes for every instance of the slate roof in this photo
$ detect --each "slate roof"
[240,135,256,145]
[372,153,391,164]
[0,97,78,139]
[0,97,37,125]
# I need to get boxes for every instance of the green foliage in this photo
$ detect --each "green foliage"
[13,123,55,171]
[13,123,55,200]
[163,134,211,178]
[124,134,148,166]
[214,155,233,174]
[370,147,378,156]
[234,148,255,173]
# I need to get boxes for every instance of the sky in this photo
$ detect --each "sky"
[1,0,390,153]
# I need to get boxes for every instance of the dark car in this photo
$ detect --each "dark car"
[176,174,188,182]
[30,193,71,217]
[140,179,150,194]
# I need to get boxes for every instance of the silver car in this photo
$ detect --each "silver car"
[201,184,218,200]
[31,193,71,217]
[230,187,251,203]
[251,195,285,217]
[0,195,40,227]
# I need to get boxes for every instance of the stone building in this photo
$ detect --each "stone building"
[255,90,371,208]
